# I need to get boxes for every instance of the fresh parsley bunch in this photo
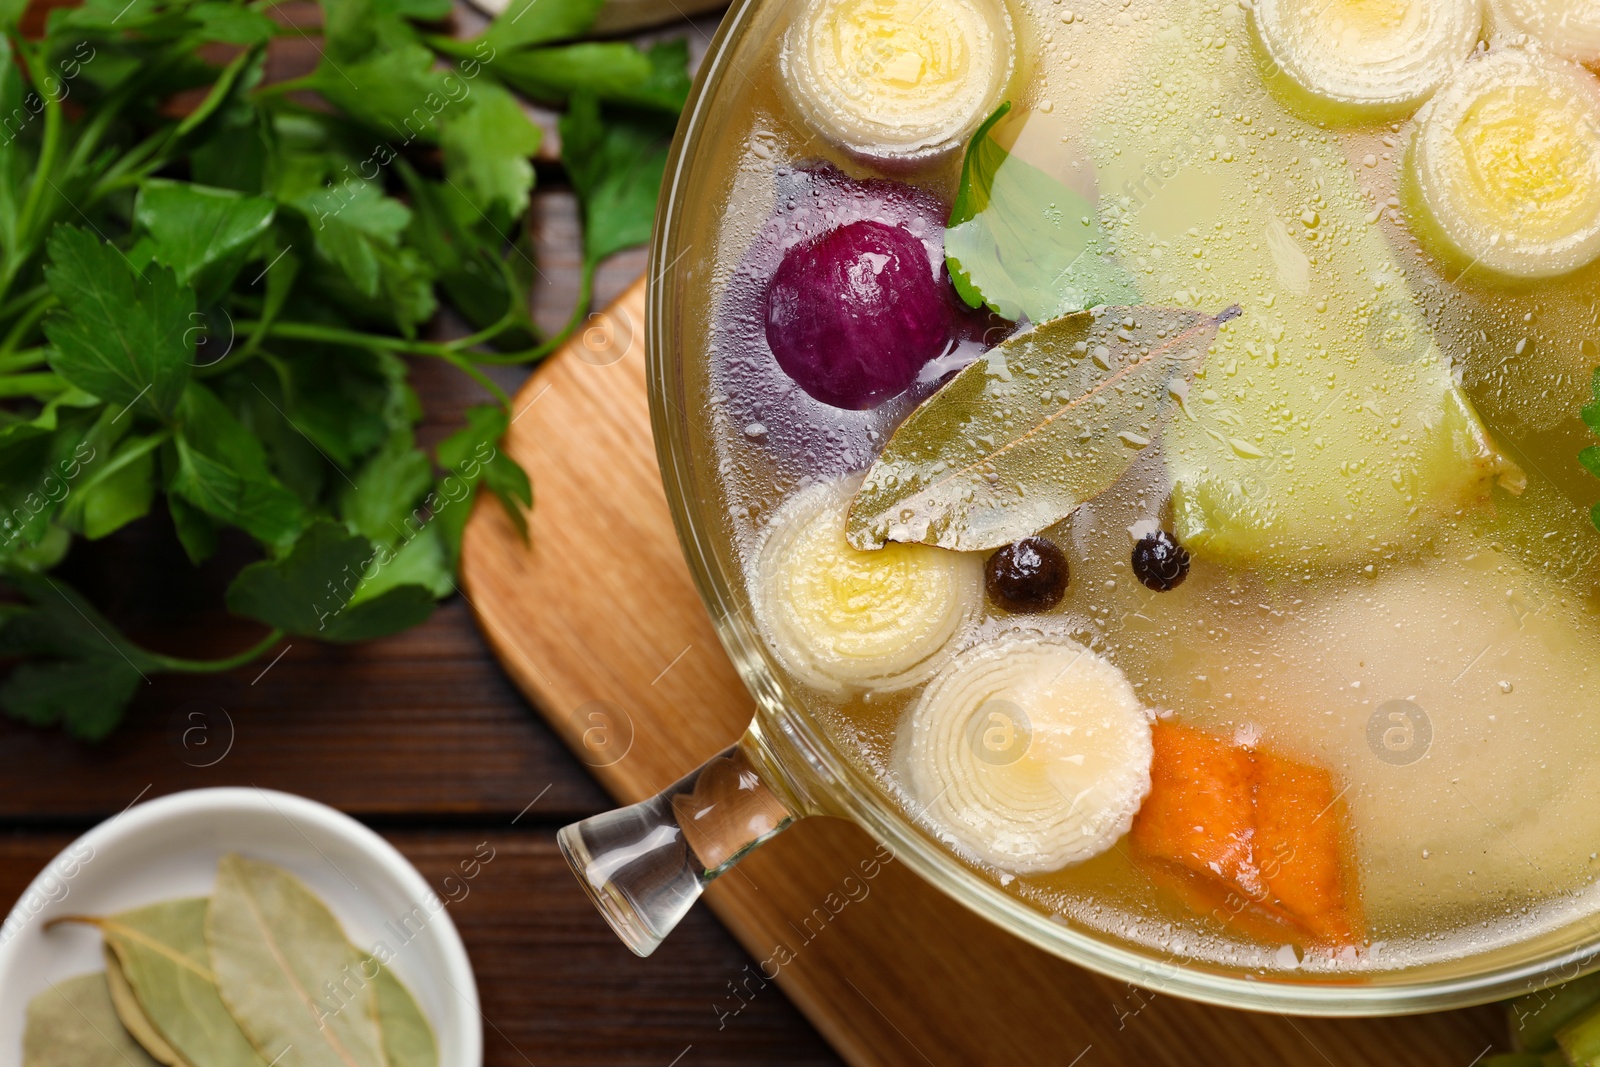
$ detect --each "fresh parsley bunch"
[0,0,688,738]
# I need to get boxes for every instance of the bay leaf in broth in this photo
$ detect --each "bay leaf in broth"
[23,972,161,1067]
[372,960,439,1067]
[103,944,188,1067]
[847,305,1232,552]
[208,854,388,1067]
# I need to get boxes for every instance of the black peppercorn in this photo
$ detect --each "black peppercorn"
[1132,531,1191,592]
[985,537,1070,614]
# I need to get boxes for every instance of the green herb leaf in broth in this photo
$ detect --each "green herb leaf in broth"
[944,103,1139,325]
[208,854,388,1067]
[847,305,1232,553]
[23,972,162,1067]
[372,961,439,1067]
[103,946,187,1067]
[53,899,266,1067]
[1580,366,1600,532]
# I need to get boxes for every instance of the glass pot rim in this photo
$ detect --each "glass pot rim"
[643,0,1600,1016]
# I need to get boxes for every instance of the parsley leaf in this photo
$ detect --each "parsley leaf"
[491,39,691,112]
[1581,368,1600,532]
[42,226,195,419]
[171,382,306,547]
[441,82,542,223]
[341,429,433,546]
[559,93,674,266]
[310,43,455,141]
[481,0,605,53]
[435,404,530,559]
[0,572,155,740]
[945,103,1138,324]
[225,519,434,640]
[134,180,276,303]
[0,0,686,737]
[293,179,439,329]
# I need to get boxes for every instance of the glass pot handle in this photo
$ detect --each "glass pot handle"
[557,733,796,956]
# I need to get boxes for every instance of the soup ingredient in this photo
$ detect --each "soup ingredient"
[1507,973,1600,1054]
[1132,723,1256,900]
[104,949,184,1067]
[984,537,1070,614]
[1409,49,1600,279]
[848,305,1229,553]
[1251,0,1480,120]
[945,103,1138,324]
[1560,1008,1600,1066]
[23,973,161,1067]
[1584,367,1600,531]
[752,477,981,693]
[47,856,437,1067]
[209,854,389,1067]
[1131,531,1191,592]
[764,220,954,410]
[1131,723,1361,946]
[54,899,265,1067]
[902,628,1152,874]
[1092,0,1517,569]
[1492,0,1600,65]
[1139,539,1600,922]
[779,0,1013,159]
[715,166,994,477]
[374,965,441,1067]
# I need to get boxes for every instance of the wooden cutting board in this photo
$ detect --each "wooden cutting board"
[460,277,1509,1066]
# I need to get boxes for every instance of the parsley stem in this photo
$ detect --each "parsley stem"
[143,628,286,674]
[449,308,524,352]
[253,74,318,98]
[0,295,57,359]
[235,319,514,406]
[0,284,50,322]
[472,259,594,365]
[241,318,521,359]
[442,351,511,407]
[238,320,459,357]
[0,347,46,373]
[0,372,66,398]
[4,42,66,304]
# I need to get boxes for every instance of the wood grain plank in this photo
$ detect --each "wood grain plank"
[0,600,609,820]
[460,276,1514,1067]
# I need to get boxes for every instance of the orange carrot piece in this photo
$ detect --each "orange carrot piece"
[1131,722,1261,898]
[1252,748,1362,945]
[1131,722,1364,948]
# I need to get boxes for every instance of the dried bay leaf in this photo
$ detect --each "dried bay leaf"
[103,945,188,1067]
[373,961,439,1067]
[23,972,161,1067]
[55,898,265,1067]
[847,305,1234,552]
[208,854,388,1067]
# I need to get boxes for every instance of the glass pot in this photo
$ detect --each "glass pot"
[557,0,1600,1015]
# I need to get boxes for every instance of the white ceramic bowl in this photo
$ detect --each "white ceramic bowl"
[0,787,481,1066]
